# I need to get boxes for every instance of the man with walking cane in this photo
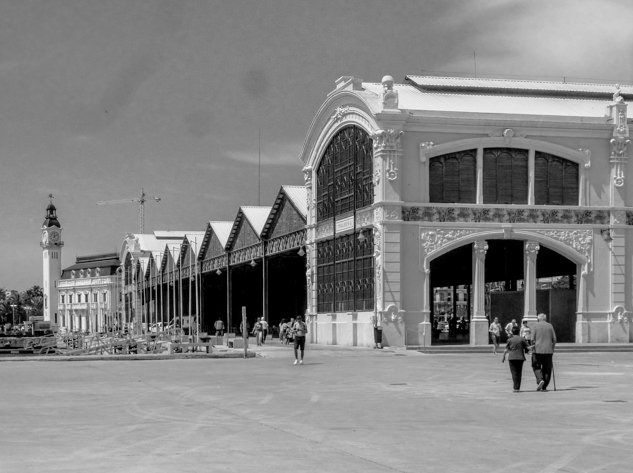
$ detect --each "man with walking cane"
[531,313,557,392]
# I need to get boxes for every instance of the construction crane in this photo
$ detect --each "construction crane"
[96,188,161,234]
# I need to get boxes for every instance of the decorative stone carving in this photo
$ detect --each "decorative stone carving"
[578,148,592,169]
[303,167,312,187]
[372,129,403,151]
[374,225,383,312]
[330,106,350,123]
[525,241,540,259]
[503,128,515,145]
[384,206,401,220]
[612,210,626,225]
[316,221,334,239]
[419,141,435,162]
[608,86,629,187]
[382,304,402,323]
[381,76,399,110]
[420,229,478,256]
[373,155,382,187]
[385,157,398,181]
[355,208,373,228]
[532,229,593,267]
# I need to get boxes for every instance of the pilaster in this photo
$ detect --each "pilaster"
[470,240,489,345]
[524,241,539,321]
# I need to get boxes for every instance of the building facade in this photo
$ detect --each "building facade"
[56,253,121,333]
[300,75,633,347]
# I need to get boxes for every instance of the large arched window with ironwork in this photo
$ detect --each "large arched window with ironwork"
[316,126,373,221]
[315,125,374,313]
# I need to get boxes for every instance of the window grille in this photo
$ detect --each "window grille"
[316,126,373,221]
[483,148,528,204]
[429,150,477,203]
[317,229,374,313]
[534,152,579,205]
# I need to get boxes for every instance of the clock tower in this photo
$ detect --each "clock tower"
[41,195,63,324]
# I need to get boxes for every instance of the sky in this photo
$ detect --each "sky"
[1,0,633,290]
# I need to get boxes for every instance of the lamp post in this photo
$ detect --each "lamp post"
[10,304,17,327]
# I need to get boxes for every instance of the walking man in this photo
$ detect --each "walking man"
[531,313,557,391]
[292,315,308,365]
[260,317,269,343]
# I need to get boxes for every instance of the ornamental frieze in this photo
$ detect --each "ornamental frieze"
[316,220,334,240]
[229,244,262,265]
[403,206,610,225]
[531,229,593,265]
[420,229,479,255]
[355,208,373,228]
[265,230,306,256]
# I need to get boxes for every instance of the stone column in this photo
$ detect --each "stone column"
[523,241,540,321]
[371,128,405,346]
[470,240,489,345]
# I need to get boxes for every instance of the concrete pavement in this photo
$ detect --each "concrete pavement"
[1,342,632,472]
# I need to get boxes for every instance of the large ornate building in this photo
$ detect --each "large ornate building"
[300,74,633,347]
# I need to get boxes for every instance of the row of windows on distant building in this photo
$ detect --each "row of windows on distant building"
[69,268,102,278]
[60,292,108,304]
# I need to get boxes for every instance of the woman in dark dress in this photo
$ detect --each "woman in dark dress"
[502,325,530,392]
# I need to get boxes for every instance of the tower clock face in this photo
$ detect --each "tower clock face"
[50,231,60,243]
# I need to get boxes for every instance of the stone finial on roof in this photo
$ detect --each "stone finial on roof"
[381,75,398,109]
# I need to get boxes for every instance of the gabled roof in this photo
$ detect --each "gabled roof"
[209,221,233,248]
[160,242,182,272]
[241,207,271,235]
[261,186,307,238]
[180,232,206,261]
[226,206,271,249]
[199,221,233,260]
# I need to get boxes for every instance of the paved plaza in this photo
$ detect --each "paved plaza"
[1,344,632,473]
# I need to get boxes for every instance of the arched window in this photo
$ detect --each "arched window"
[316,126,373,221]
[534,152,579,205]
[429,150,476,203]
[483,148,528,204]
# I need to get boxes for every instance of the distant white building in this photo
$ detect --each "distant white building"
[56,253,121,332]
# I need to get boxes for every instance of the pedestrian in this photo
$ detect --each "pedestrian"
[502,325,530,392]
[279,318,287,344]
[505,319,518,339]
[251,317,263,346]
[292,315,308,365]
[370,312,383,349]
[531,313,557,391]
[489,317,502,354]
[286,317,295,345]
[260,317,269,343]
[214,318,225,337]
[519,319,531,341]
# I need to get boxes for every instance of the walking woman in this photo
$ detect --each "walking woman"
[489,317,502,355]
[292,315,308,365]
[502,325,530,392]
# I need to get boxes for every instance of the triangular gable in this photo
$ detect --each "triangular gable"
[200,221,233,260]
[226,207,271,250]
[261,186,307,239]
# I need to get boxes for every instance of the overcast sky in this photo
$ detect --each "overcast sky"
[2,0,632,290]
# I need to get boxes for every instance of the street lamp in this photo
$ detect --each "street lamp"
[10,304,17,327]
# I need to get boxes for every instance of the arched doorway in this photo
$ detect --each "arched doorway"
[429,239,578,345]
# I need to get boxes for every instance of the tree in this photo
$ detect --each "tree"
[21,286,43,320]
